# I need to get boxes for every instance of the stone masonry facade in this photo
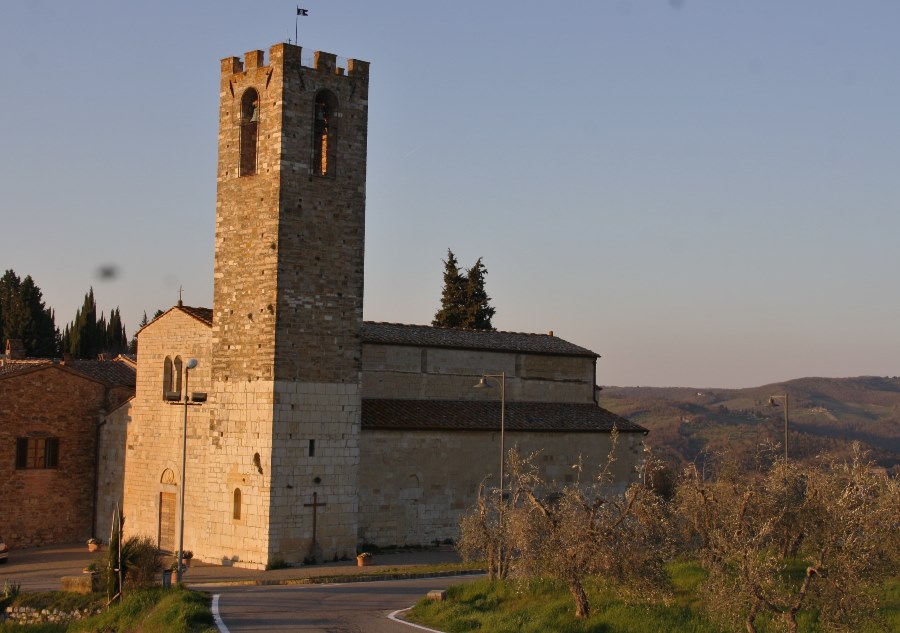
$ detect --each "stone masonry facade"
[114,40,647,568]
[121,308,212,559]
[359,429,644,546]
[0,362,132,548]
[207,44,370,567]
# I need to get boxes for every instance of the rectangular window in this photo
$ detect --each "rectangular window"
[15,437,59,469]
[308,439,315,457]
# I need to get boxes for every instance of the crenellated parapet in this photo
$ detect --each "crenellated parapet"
[220,44,369,82]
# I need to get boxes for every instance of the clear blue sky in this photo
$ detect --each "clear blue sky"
[2,1,899,388]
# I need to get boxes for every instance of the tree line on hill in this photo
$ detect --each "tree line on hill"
[1,269,130,359]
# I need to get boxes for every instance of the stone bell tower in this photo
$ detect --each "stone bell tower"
[207,43,369,567]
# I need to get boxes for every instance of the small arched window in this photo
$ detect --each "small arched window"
[173,356,183,398]
[233,488,242,520]
[240,88,259,176]
[313,90,338,176]
[163,356,174,399]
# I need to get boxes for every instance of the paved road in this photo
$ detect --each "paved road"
[0,543,94,592]
[209,576,468,632]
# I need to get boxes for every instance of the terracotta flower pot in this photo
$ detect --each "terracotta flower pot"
[356,556,373,567]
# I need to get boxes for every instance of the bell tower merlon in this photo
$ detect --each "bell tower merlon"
[209,43,369,567]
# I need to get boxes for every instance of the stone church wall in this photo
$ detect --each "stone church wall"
[95,397,131,539]
[362,344,596,403]
[358,428,645,547]
[122,311,212,557]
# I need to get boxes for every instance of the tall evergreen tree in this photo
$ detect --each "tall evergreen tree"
[433,251,496,331]
[463,257,495,331]
[0,269,59,356]
[106,307,128,356]
[432,250,468,328]
[64,288,101,359]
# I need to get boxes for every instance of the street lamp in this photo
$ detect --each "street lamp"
[767,393,790,462]
[473,372,506,500]
[164,358,204,582]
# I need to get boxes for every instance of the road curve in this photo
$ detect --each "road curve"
[209,575,468,632]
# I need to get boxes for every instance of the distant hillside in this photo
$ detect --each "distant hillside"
[600,376,900,471]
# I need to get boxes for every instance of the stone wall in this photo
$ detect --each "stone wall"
[207,44,368,567]
[362,344,596,404]
[358,428,645,547]
[121,310,212,559]
[0,367,105,547]
[95,397,131,540]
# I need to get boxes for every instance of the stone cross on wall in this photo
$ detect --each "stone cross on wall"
[303,492,326,562]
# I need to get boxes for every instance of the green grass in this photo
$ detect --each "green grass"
[0,588,216,633]
[407,562,900,633]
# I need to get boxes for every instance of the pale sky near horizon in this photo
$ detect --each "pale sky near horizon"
[2,1,899,388]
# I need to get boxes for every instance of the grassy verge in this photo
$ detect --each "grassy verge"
[189,560,485,587]
[406,563,900,633]
[0,588,216,633]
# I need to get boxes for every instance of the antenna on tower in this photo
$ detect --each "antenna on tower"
[296,6,309,46]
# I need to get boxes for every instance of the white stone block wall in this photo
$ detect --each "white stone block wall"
[122,310,213,558]
[361,345,596,404]
[358,429,645,547]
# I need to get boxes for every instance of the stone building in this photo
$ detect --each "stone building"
[0,342,134,548]
[114,41,647,569]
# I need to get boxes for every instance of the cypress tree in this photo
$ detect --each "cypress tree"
[0,270,59,356]
[106,307,128,356]
[463,257,496,331]
[65,288,100,359]
[433,251,496,331]
[432,250,468,328]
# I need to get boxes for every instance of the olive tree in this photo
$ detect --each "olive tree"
[676,445,899,633]
[459,436,674,619]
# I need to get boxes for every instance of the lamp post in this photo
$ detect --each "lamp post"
[165,358,204,582]
[473,372,506,500]
[767,393,790,462]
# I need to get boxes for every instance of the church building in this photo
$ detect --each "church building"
[110,42,646,569]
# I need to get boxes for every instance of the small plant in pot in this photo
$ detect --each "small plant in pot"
[86,537,101,552]
[356,551,374,567]
[181,550,194,567]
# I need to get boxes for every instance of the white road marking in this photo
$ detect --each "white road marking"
[387,607,446,632]
[212,594,231,633]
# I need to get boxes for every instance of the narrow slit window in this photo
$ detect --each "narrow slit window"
[163,356,174,400]
[240,88,259,176]
[173,356,183,398]
[309,439,315,457]
[233,488,242,520]
[312,90,338,176]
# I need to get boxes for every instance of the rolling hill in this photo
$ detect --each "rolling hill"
[600,376,900,472]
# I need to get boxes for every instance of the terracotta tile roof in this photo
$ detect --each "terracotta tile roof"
[0,358,136,388]
[361,399,645,433]
[178,305,213,325]
[0,359,50,379]
[361,322,598,357]
[63,359,136,387]
[143,309,597,358]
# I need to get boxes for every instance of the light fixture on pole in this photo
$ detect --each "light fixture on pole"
[767,393,790,462]
[473,372,506,500]
[165,358,203,582]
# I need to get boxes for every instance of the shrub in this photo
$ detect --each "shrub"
[123,536,164,589]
